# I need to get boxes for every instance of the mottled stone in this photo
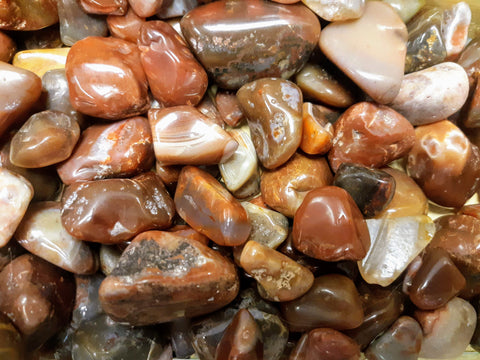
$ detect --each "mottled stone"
[12,48,69,79]
[319,1,407,104]
[79,0,128,15]
[237,78,303,169]
[383,0,425,22]
[281,274,364,332]
[300,103,335,156]
[99,231,239,325]
[0,31,16,63]
[0,0,58,30]
[61,172,175,244]
[181,0,320,89]
[390,62,469,126]
[65,36,150,120]
[301,0,364,21]
[328,102,415,172]
[442,1,471,59]
[107,7,146,43]
[292,329,360,360]
[216,91,245,127]
[129,0,163,17]
[57,116,154,184]
[407,120,480,208]
[261,152,333,217]
[175,166,251,246]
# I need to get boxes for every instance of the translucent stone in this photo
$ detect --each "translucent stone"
[12,48,70,78]
[382,0,425,23]
[107,7,146,43]
[358,215,435,286]
[78,0,128,15]
[301,0,365,21]
[72,273,104,327]
[99,245,121,276]
[157,0,199,19]
[0,0,58,31]
[215,91,245,127]
[300,103,335,156]
[442,1,471,59]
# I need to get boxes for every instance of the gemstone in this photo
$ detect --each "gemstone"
[300,103,335,156]
[301,0,365,21]
[12,48,70,78]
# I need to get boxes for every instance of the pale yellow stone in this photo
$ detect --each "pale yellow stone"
[13,48,70,78]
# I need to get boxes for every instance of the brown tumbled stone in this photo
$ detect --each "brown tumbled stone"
[129,0,163,17]
[216,91,245,127]
[300,103,335,156]
[79,0,128,15]
[0,31,16,62]
[0,0,58,30]
[0,313,22,360]
[107,7,146,43]
[99,231,239,325]
[167,225,210,246]
[174,166,251,246]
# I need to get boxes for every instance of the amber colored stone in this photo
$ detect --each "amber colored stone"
[155,163,182,187]
[261,152,333,217]
[216,91,245,127]
[0,62,42,139]
[129,0,163,17]
[328,102,415,172]
[13,48,70,79]
[99,231,239,325]
[300,103,334,155]
[57,116,154,184]
[174,166,251,246]
[61,172,174,244]
[0,313,22,360]
[280,274,364,332]
[0,31,16,63]
[237,78,303,169]
[293,186,370,262]
[197,94,225,127]
[364,316,423,360]
[240,241,314,302]
[407,120,480,208]
[0,254,75,349]
[215,309,263,360]
[167,225,210,246]
[65,36,150,120]
[0,0,58,30]
[180,0,320,89]
[139,21,207,107]
[10,110,80,168]
[107,7,146,43]
[79,0,128,15]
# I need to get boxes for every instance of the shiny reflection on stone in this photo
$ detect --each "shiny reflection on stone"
[13,48,70,78]
[300,102,335,156]
[107,7,146,43]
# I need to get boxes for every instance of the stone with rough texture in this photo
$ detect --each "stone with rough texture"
[301,0,365,21]
[300,103,335,156]
[0,0,58,30]
[107,7,146,43]
[12,48,70,79]
[319,1,407,104]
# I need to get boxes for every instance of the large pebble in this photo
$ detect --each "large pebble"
[0,0,58,30]
[12,48,70,78]
[0,31,16,62]
[107,7,146,43]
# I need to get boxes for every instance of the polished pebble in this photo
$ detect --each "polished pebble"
[301,0,365,21]
[12,48,70,78]
[215,91,245,127]
[300,103,335,156]
[0,0,58,30]
[79,0,128,15]
[442,1,471,59]
[107,7,146,43]
[129,0,164,17]
[383,0,425,23]
[0,31,16,62]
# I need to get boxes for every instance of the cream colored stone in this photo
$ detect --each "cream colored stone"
[302,0,365,21]
[442,2,471,59]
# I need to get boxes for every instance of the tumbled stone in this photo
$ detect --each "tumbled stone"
[0,168,33,247]
[457,36,480,86]
[21,24,63,49]
[15,201,97,275]
[0,313,22,360]
[167,225,210,246]
[295,63,356,108]
[390,62,469,125]
[240,241,314,302]
[293,186,370,261]
[407,120,480,208]
[0,254,75,349]
[374,167,428,218]
[129,0,163,17]
[472,298,480,352]
[12,48,70,79]
[107,7,146,43]
[364,316,423,360]
[65,36,150,120]
[157,0,199,19]
[197,94,225,127]
[215,309,263,360]
[0,31,16,63]
[0,242,24,272]
[237,78,303,169]
[99,245,121,276]
[359,215,435,286]
[0,0,58,30]
[155,163,182,188]
[175,166,251,246]
[0,62,42,138]
[301,0,364,21]
[232,173,261,200]
[280,274,364,332]
[462,78,480,128]
[319,1,407,104]
[405,248,465,310]
[300,103,335,156]
[99,231,239,325]
[328,102,415,172]
[261,152,333,217]
[415,297,477,359]
[139,21,208,107]
[383,0,425,22]
[10,110,80,168]
[442,1,471,59]
[181,0,320,89]
[216,91,245,127]
[57,116,154,184]
[61,172,175,244]
[333,164,396,218]
[57,0,108,46]
[79,0,128,15]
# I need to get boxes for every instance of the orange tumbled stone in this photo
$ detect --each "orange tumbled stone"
[300,102,335,155]
[79,0,128,15]
[107,7,146,43]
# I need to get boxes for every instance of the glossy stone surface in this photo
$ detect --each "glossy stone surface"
[359,215,435,286]
[0,168,33,247]
[240,241,314,302]
[390,62,469,126]
[0,254,75,349]
[383,0,425,22]
[293,186,370,261]
[107,7,146,43]
[57,116,154,184]
[457,36,480,86]
[149,106,237,166]
[99,245,121,276]
[61,172,174,244]
[415,297,477,359]
[175,166,251,246]
[333,164,395,218]
[79,0,128,15]
[328,102,415,172]
[463,77,480,128]
[215,309,263,360]
[405,248,465,310]
[72,272,104,327]
[301,0,364,21]
[280,274,364,332]
[300,103,335,155]
[99,231,239,325]
[0,32,16,63]
[157,0,200,19]
[10,110,80,168]
[181,0,320,89]
[0,313,22,360]
[216,91,245,127]
[237,78,303,169]
[20,25,63,49]
[12,48,70,79]
[0,242,24,272]
[261,152,333,217]
[66,36,150,120]
[139,21,208,107]
[319,1,407,104]
[0,62,42,139]
[0,0,58,30]
[129,0,163,17]
[442,1,471,59]
[364,316,422,360]
[57,0,109,46]
[168,225,210,247]
[407,120,480,208]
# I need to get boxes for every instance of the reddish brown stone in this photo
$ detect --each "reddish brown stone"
[328,102,415,171]
[300,103,335,156]
[301,328,361,360]
[107,7,146,43]
[79,0,128,15]
[129,0,163,17]
[167,225,210,246]
[216,91,245,127]
[0,0,58,30]
[0,31,16,62]
[155,163,182,187]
